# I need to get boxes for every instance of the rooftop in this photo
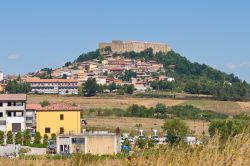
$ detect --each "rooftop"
[0,94,27,101]
[26,103,42,110]
[37,103,82,111]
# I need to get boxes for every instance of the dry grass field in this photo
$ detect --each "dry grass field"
[86,116,209,136]
[27,95,185,109]
[1,133,249,166]
[27,95,250,115]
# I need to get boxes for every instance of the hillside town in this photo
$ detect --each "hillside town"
[1,41,175,95]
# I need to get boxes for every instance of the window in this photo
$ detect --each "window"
[0,112,3,117]
[45,127,51,134]
[7,112,11,117]
[60,127,64,134]
[8,102,11,106]
[60,114,64,120]
[0,103,2,107]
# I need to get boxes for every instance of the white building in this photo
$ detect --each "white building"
[0,71,3,82]
[26,78,79,95]
[0,94,27,132]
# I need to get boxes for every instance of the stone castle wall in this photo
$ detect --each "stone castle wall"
[99,40,171,54]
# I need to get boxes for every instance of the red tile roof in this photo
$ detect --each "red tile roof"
[0,94,27,101]
[37,103,82,111]
[26,104,42,110]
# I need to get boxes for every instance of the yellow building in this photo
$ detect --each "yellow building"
[0,83,6,93]
[36,103,82,136]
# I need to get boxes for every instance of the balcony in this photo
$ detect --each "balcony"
[6,106,25,111]
[6,117,25,123]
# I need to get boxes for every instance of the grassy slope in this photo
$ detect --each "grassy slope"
[86,116,209,136]
[27,95,250,114]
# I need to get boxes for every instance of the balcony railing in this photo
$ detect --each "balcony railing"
[6,117,25,123]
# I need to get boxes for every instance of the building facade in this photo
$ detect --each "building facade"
[56,132,121,155]
[26,78,79,95]
[36,103,82,136]
[0,94,27,132]
[99,40,171,54]
[0,71,3,82]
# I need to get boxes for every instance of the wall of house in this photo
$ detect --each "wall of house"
[36,110,81,136]
[85,135,121,155]
[0,101,26,132]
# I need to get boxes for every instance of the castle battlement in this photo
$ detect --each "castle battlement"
[99,40,171,54]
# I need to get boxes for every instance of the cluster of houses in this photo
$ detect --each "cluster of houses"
[20,57,175,95]
[0,94,121,155]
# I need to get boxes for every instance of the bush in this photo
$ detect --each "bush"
[209,119,250,141]
[43,134,49,146]
[0,131,4,145]
[15,131,23,145]
[34,132,42,144]
[51,133,56,140]
[40,100,50,107]
[23,130,31,146]
[162,119,189,144]
[166,105,228,120]
[7,131,13,144]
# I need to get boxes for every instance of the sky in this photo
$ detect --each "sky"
[0,0,250,82]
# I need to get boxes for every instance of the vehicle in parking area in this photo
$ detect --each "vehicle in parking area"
[46,140,56,154]
[151,135,160,142]
[128,136,135,143]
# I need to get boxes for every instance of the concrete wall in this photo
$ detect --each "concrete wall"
[0,145,20,156]
[85,135,121,155]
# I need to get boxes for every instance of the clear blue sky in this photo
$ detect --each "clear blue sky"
[0,0,250,82]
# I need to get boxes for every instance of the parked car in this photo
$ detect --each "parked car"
[151,135,160,142]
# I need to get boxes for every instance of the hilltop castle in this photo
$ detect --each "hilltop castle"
[99,40,171,54]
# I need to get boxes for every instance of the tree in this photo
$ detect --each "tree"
[40,100,50,107]
[6,131,13,144]
[136,138,146,149]
[108,82,117,91]
[15,131,22,145]
[125,84,134,94]
[155,103,167,114]
[51,133,56,140]
[0,131,4,145]
[162,119,189,144]
[23,130,31,146]
[104,46,112,53]
[83,78,98,96]
[62,74,67,79]
[34,132,42,144]
[64,61,72,67]
[6,80,31,94]
[43,134,49,146]
[208,119,250,141]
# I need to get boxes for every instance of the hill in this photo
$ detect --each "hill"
[73,47,250,101]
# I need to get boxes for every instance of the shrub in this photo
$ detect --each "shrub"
[209,119,250,141]
[0,131,4,145]
[7,131,13,144]
[15,131,23,145]
[162,119,189,144]
[23,130,31,146]
[34,132,42,144]
[43,134,49,146]
[51,133,56,140]
[40,100,50,107]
